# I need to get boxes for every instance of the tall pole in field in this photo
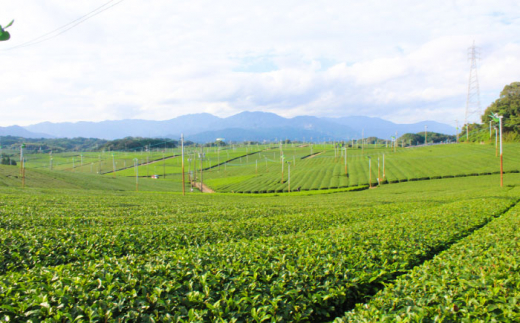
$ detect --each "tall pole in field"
[133,158,139,192]
[362,129,364,154]
[200,147,204,193]
[499,116,503,187]
[495,127,498,157]
[20,143,25,188]
[112,154,116,178]
[378,156,380,184]
[368,157,372,188]
[288,162,291,192]
[455,120,459,143]
[344,147,348,176]
[383,153,385,178]
[181,135,185,195]
[394,132,397,153]
[281,155,285,183]
[490,112,504,187]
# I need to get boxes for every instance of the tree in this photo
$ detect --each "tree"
[482,82,520,133]
[1,154,16,166]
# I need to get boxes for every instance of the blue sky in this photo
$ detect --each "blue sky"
[1,0,519,126]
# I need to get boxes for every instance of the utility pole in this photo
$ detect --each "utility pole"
[383,153,385,178]
[20,143,25,188]
[394,132,397,153]
[368,157,372,188]
[200,147,204,193]
[133,158,139,192]
[495,127,498,157]
[362,129,364,154]
[181,134,185,195]
[499,116,503,187]
[112,154,116,178]
[378,156,380,184]
[287,162,291,192]
[455,120,459,143]
[465,41,482,141]
[344,146,348,176]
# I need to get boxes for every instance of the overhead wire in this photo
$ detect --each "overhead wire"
[4,0,126,51]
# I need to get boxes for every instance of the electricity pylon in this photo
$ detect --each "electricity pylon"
[464,41,482,141]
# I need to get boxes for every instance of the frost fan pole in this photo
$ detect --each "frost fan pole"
[181,134,185,196]
[20,143,25,188]
[133,158,139,192]
[490,112,504,187]
[344,147,347,176]
[383,153,385,178]
[288,162,291,192]
[495,127,498,157]
[368,157,372,189]
[499,116,503,187]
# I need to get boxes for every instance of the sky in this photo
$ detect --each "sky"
[1,0,519,127]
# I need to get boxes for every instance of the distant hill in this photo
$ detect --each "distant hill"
[24,113,219,139]
[19,111,456,142]
[0,125,53,139]
[324,116,456,139]
[185,126,347,143]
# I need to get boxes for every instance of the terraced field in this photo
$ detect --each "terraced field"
[1,174,519,321]
[204,143,520,193]
[12,143,520,194]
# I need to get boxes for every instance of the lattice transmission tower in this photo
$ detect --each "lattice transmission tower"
[464,41,481,140]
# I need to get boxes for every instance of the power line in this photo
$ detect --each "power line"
[4,0,126,51]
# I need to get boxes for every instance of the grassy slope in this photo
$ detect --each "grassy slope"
[203,143,520,192]
[1,174,519,321]
[0,165,189,192]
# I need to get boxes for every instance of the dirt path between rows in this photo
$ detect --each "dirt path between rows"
[192,181,215,193]
[99,155,178,175]
[302,151,326,159]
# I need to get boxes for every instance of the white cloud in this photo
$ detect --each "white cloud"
[0,0,519,127]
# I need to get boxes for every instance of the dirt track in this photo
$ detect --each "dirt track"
[192,181,215,193]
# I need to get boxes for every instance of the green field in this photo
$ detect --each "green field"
[203,143,520,193]
[1,171,520,321]
[9,143,520,194]
[1,143,520,321]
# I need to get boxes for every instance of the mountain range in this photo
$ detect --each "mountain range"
[2,111,456,142]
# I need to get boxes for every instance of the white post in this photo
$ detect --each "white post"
[499,116,503,187]
[134,158,139,192]
[383,153,385,178]
[288,163,291,192]
[182,134,185,195]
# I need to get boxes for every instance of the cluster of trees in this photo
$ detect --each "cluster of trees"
[0,136,108,152]
[0,136,199,153]
[398,132,456,146]
[462,82,520,142]
[99,137,180,151]
[1,154,16,166]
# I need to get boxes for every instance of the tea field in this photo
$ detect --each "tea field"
[10,143,520,194]
[1,173,520,321]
